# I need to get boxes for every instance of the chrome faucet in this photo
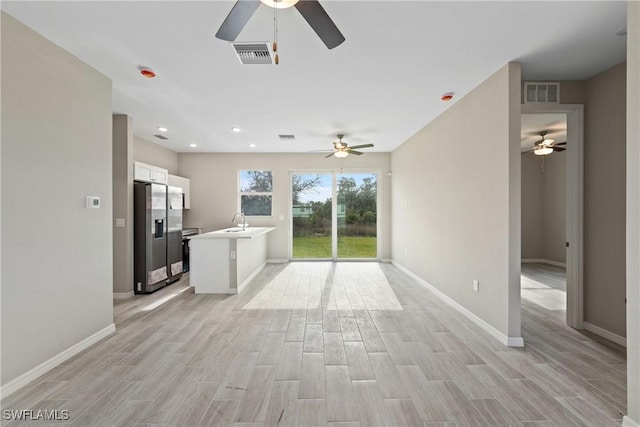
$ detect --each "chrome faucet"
[231,212,246,231]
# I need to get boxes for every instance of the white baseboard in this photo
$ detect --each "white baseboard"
[623,415,640,427]
[267,259,289,264]
[392,261,524,348]
[583,321,627,347]
[381,258,393,263]
[522,258,567,268]
[113,291,134,300]
[0,323,116,399]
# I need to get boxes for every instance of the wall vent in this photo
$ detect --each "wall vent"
[524,82,560,104]
[278,134,295,140]
[154,134,169,140]
[232,42,273,65]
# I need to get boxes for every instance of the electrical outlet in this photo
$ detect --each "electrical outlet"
[473,280,479,292]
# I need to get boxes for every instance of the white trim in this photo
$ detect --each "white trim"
[583,321,627,347]
[267,259,289,264]
[0,324,116,399]
[381,258,393,263]
[521,258,567,268]
[623,416,640,427]
[392,261,524,348]
[522,103,584,330]
[113,291,134,300]
[237,261,267,293]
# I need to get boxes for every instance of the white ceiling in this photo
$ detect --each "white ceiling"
[1,1,627,154]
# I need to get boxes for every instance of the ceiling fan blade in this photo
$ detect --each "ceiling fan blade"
[294,1,345,49]
[554,141,567,146]
[324,152,336,158]
[215,0,261,41]
[349,150,364,155]
[347,144,374,150]
[553,147,566,152]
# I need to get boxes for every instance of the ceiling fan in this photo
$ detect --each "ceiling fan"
[524,131,566,156]
[319,134,374,158]
[215,0,345,50]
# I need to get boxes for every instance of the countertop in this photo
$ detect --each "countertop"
[189,227,276,240]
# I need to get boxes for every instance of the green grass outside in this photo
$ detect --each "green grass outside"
[292,236,377,259]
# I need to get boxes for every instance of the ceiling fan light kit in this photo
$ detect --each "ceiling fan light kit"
[534,146,553,156]
[260,0,298,9]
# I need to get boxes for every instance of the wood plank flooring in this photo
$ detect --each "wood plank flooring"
[1,262,627,426]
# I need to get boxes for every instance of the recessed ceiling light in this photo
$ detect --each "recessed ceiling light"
[189,143,198,148]
[157,127,168,132]
[231,127,242,133]
[249,143,257,148]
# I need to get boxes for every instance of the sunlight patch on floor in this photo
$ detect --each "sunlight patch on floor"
[242,262,403,311]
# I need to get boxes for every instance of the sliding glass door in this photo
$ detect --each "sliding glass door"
[291,173,332,259]
[291,171,378,260]
[337,173,377,258]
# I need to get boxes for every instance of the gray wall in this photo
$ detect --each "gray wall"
[133,136,178,175]
[583,62,627,337]
[521,151,567,264]
[521,154,543,258]
[113,115,134,295]
[1,12,114,385]
[391,63,522,340]
[178,152,392,261]
[625,1,639,422]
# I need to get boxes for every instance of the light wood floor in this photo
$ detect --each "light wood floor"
[2,262,626,426]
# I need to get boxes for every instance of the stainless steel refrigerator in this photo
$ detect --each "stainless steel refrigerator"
[134,182,168,293]
[166,185,183,284]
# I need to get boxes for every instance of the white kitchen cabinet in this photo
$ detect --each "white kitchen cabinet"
[168,174,191,209]
[134,161,168,184]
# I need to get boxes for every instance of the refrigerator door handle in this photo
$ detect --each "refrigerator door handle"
[155,219,164,238]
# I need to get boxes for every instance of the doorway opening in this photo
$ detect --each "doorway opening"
[521,103,584,329]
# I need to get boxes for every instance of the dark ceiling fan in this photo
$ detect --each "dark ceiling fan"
[215,0,345,50]
[523,131,566,156]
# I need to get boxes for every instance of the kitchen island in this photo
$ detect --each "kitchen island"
[188,227,276,294]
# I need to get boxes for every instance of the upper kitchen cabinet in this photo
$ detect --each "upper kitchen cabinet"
[134,161,168,185]
[168,174,191,209]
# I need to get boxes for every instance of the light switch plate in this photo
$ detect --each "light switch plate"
[115,218,125,227]
[86,196,100,208]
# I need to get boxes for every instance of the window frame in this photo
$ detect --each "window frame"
[238,170,274,217]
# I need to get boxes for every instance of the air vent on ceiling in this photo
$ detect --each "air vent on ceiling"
[232,42,273,65]
[524,82,560,104]
[279,134,296,140]
[154,134,169,140]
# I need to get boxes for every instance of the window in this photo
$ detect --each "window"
[239,170,273,216]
